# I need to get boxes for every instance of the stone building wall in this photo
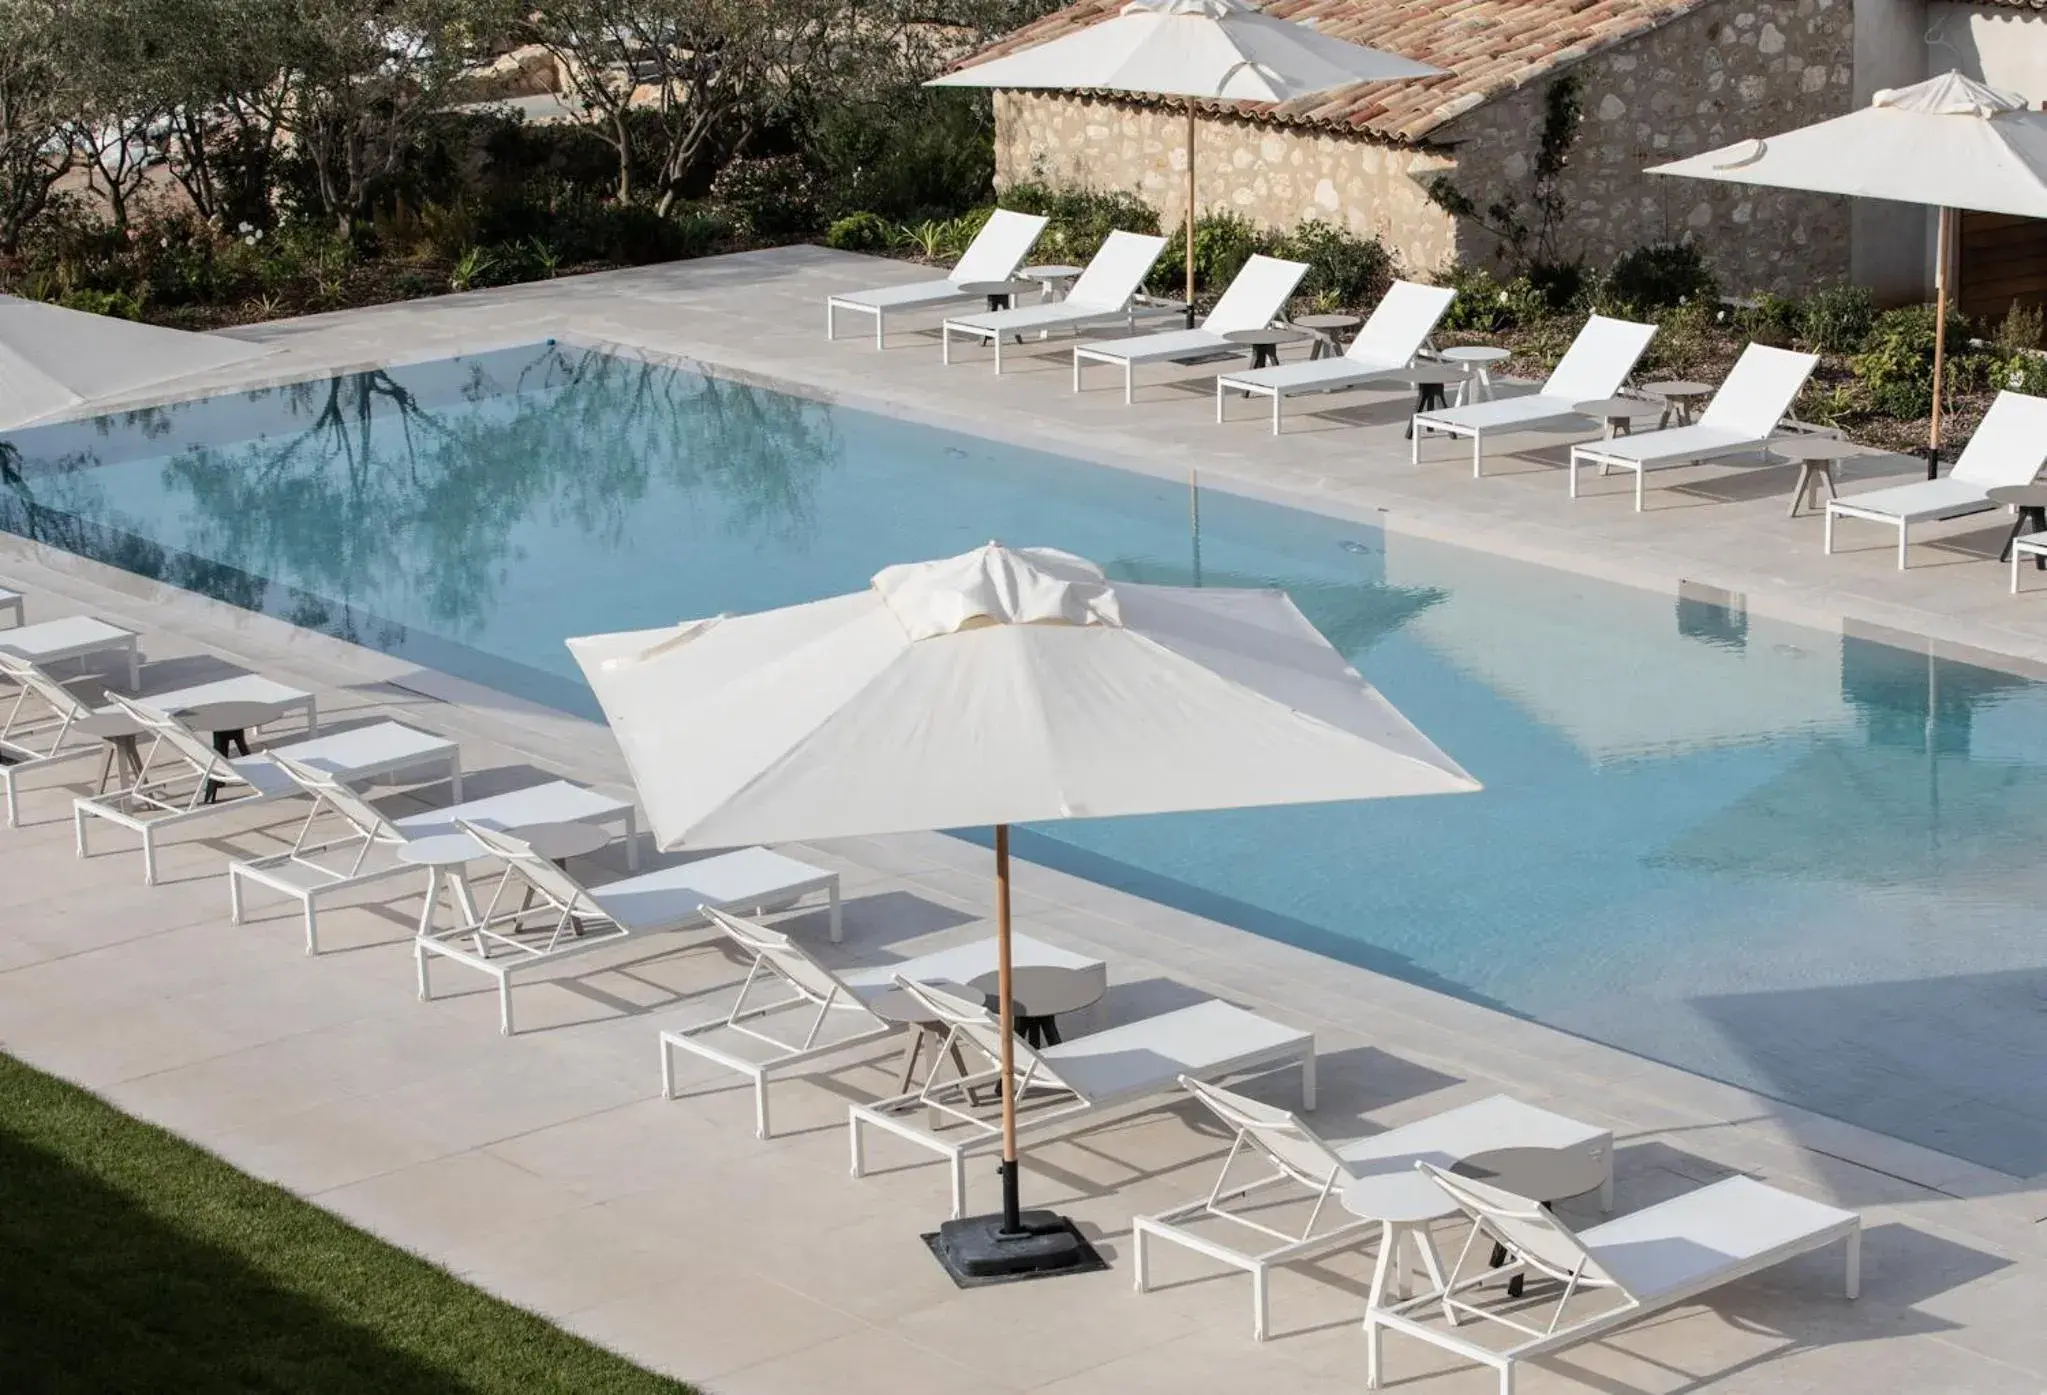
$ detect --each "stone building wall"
[991,92,1458,273]
[992,0,1856,295]
[1439,0,1855,293]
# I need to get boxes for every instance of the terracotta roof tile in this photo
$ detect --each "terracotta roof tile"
[959,0,1724,142]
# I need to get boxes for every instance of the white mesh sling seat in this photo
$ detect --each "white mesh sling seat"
[1414,315,1659,475]
[658,906,1106,1139]
[420,819,841,1034]
[1568,344,1819,510]
[1825,389,2047,567]
[222,749,635,952]
[1214,281,1457,433]
[940,230,1171,372]
[824,209,1049,347]
[1073,254,1311,403]
[1368,1162,1860,1395]
[848,977,1315,1220]
[75,694,459,886]
[1133,1079,1612,1341]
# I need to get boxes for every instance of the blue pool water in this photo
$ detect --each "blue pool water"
[8,341,2047,1174]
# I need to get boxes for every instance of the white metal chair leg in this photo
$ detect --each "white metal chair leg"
[498,971,514,1035]
[416,940,432,1001]
[142,826,158,887]
[1897,521,1910,569]
[1471,430,1484,479]
[1824,507,1836,554]
[1634,465,1646,512]
[1845,1226,1862,1299]
[1271,393,1282,436]
[660,1036,677,1098]
[1125,361,1134,405]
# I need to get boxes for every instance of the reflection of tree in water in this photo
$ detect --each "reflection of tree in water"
[147,345,838,638]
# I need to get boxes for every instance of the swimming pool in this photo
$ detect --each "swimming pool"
[8,341,2047,1175]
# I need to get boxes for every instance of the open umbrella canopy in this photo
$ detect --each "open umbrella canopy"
[926,0,1437,103]
[1645,70,2047,218]
[566,542,1477,852]
[0,295,271,432]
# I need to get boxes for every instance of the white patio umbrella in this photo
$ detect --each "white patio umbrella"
[0,295,270,432]
[567,542,1476,1276]
[928,0,1438,310]
[1647,71,2047,476]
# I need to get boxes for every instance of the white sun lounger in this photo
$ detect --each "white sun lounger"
[0,652,317,827]
[1134,1080,1612,1340]
[0,614,140,691]
[75,693,458,886]
[1414,315,1659,475]
[1215,281,1457,433]
[220,749,635,952]
[1368,1163,1860,1395]
[940,230,1172,371]
[418,819,841,1034]
[1073,254,1312,403]
[1825,389,2047,568]
[659,906,1107,1138]
[849,977,1314,1219]
[824,209,1049,347]
[1569,343,1819,509]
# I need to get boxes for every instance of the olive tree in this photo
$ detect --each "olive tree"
[0,0,73,254]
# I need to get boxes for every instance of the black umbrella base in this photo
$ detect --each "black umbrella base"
[923,1210,1107,1288]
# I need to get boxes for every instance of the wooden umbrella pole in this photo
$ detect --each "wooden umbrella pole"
[1928,205,1953,481]
[1185,101,1197,324]
[995,823,1022,1235]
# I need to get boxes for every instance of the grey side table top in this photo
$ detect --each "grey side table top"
[1451,1145,1605,1205]
[177,699,288,734]
[1767,435,1873,463]
[1339,1169,1460,1223]
[1020,263,1084,281]
[1986,484,2047,509]
[398,833,481,869]
[1573,397,1659,420]
[1292,313,1361,332]
[515,819,611,863]
[1642,379,1713,401]
[865,979,976,1026]
[1439,345,1510,368]
[955,279,1036,298]
[73,711,149,740]
[1388,364,1474,387]
[1222,327,1311,347]
[966,964,1107,1020]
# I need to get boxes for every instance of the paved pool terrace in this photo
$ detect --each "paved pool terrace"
[2,248,2046,1392]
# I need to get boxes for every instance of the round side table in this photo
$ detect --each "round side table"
[1292,313,1362,361]
[967,963,1107,1047]
[1769,435,1873,519]
[514,819,610,867]
[1572,397,1658,440]
[1439,346,1510,401]
[74,710,149,792]
[1643,379,1713,428]
[956,279,1034,312]
[1020,264,1084,302]
[1390,365,1474,438]
[398,833,482,940]
[1339,1170,1460,1312]
[1452,1145,1607,1298]
[177,698,288,757]
[866,979,978,1093]
[1987,484,2047,566]
[1223,326,1311,372]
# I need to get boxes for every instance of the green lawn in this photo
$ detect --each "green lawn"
[0,1051,696,1394]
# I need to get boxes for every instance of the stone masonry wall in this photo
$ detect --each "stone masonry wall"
[1439,0,1855,293]
[992,0,1855,294]
[991,92,1458,273]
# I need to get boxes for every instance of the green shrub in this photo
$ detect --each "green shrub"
[1995,300,2045,355]
[57,287,143,319]
[1797,283,1875,354]
[1603,241,1717,312]
[1852,303,1975,419]
[709,154,822,239]
[1737,293,1802,348]
[1638,299,1722,377]
[449,245,498,292]
[666,209,731,261]
[824,212,896,253]
[804,92,995,222]
[1998,350,2047,396]
[1001,182,1160,264]
[1434,266,1547,333]
[1272,219,1395,310]
[1525,257,1585,312]
[1153,210,1266,296]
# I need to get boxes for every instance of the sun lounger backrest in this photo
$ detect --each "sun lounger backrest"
[1345,281,1456,365]
[947,209,1049,286]
[265,749,403,841]
[1200,255,1311,334]
[0,651,95,722]
[1697,343,1819,437]
[1180,1076,1349,1189]
[1418,1161,1621,1291]
[105,690,233,780]
[459,818,605,917]
[704,906,850,1006]
[1541,316,1658,404]
[1951,389,2047,487]
[1066,230,1170,308]
[893,975,1079,1095]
